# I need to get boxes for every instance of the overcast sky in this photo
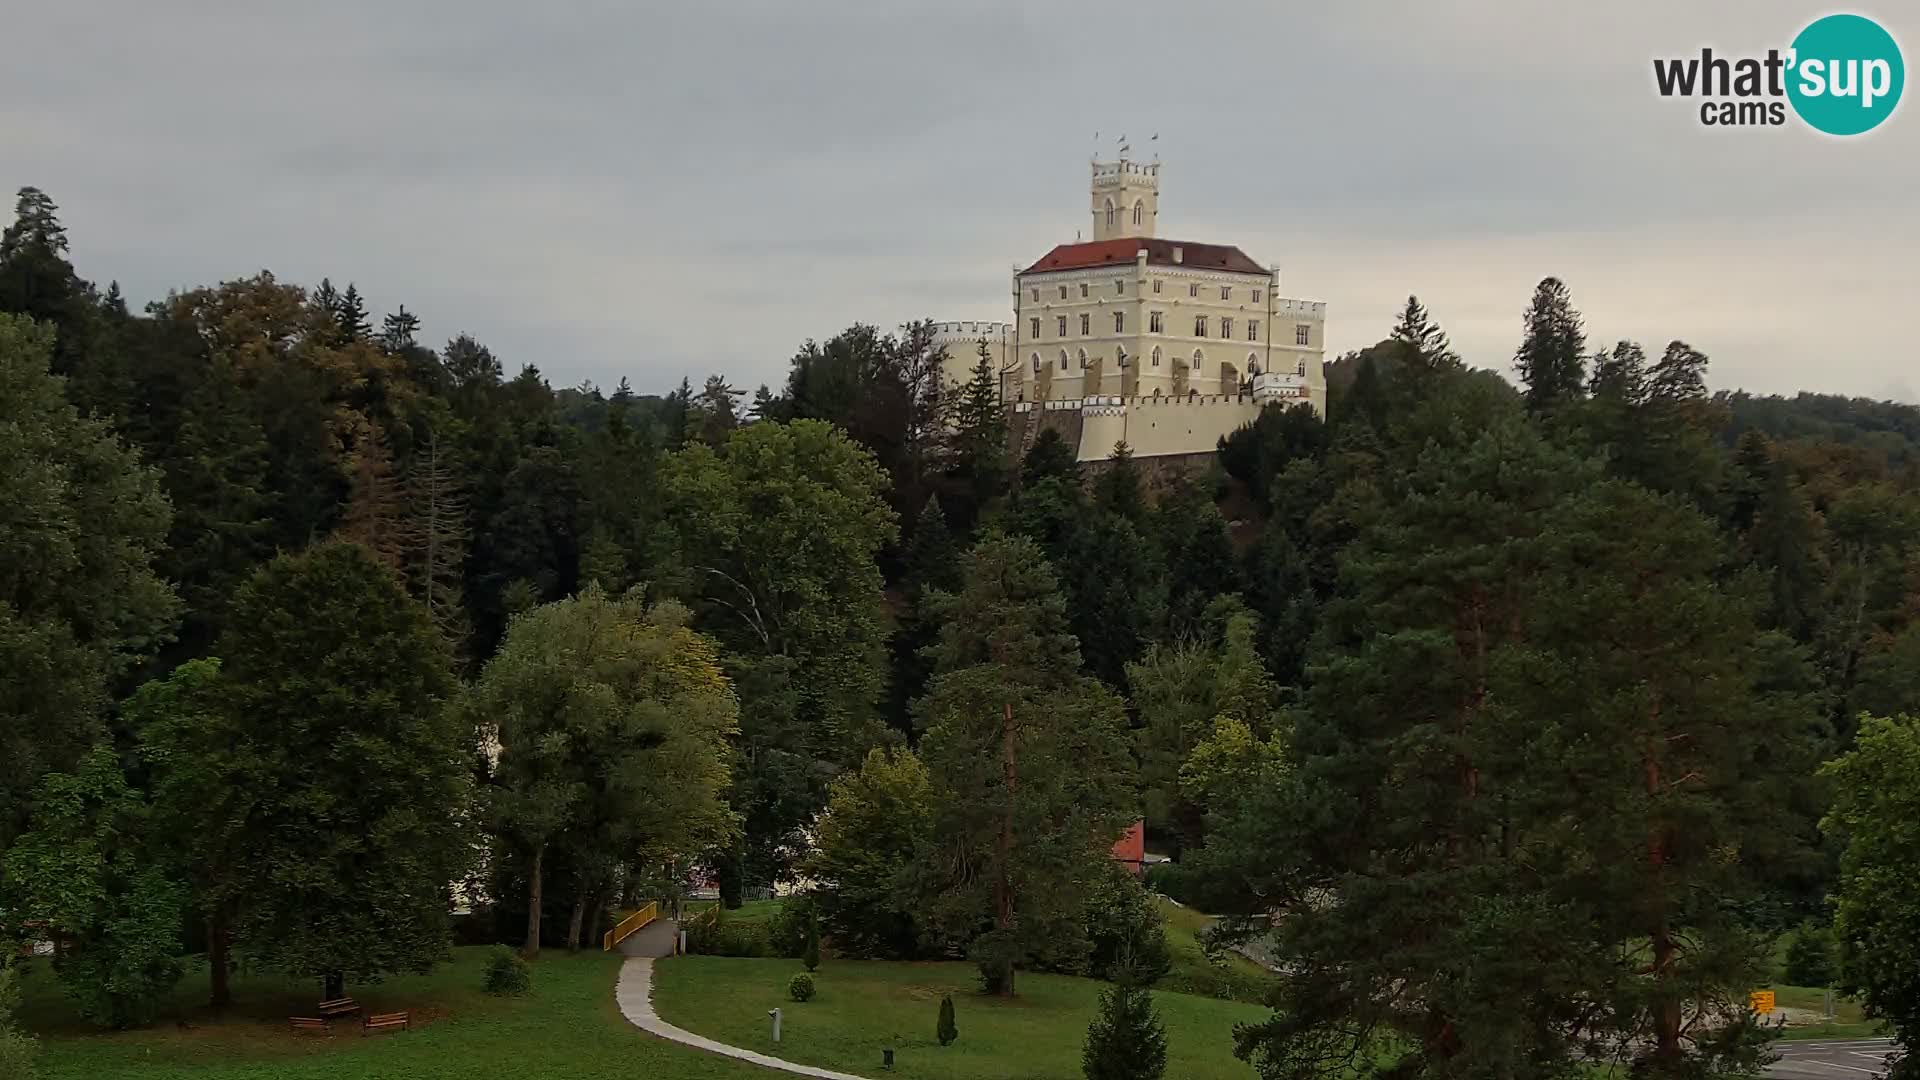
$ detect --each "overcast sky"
[8,1,1916,400]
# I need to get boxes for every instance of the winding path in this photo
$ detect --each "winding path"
[616,957,874,1080]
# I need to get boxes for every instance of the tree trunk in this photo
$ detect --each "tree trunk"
[208,908,232,1009]
[996,701,1018,998]
[1646,730,1681,1064]
[524,844,544,959]
[718,850,744,910]
[566,893,587,954]
[324,971,345,1001]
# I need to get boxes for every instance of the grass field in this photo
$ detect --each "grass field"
[20,946,770,1080]
[651,954,1269,1080]
[1156,899,1273,1003]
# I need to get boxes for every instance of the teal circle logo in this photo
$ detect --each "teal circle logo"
[1787,14,1904,135]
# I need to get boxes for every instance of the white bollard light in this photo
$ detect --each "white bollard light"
[768,1008,782,1043]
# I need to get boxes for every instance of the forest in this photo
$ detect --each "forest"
[8,182,1920,1078]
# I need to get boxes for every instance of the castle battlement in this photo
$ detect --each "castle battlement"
[931,320,1013,341]
[1091,160,1160,187]
[1273,298,1327,321]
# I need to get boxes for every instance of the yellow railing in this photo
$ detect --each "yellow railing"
[602,901,658,952]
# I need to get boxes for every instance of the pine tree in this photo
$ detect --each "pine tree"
[1388,294,1461,380]
[337,418,409,571]
[1081,976,1167,1080]
[802,908,821,972]
[937,994,958,1046]
[1514,276,1587,414]
[1094,442,1147,524]
[336,283,372,341]
[915,535,1136,996]
[407,430,470,649]
[945,343,1009,532]
[380,305,421,351]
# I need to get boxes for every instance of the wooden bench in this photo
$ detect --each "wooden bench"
[288,1016,330,1034]
[317,997,360,1018]
[362,1011,410,1036]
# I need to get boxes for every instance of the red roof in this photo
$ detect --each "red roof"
[1022,238,1268,277]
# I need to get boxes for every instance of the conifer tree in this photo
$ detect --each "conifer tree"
[945,343,1009,531]
[380,305,421,351]
[937,994,958,1046]
[407,429,470,649]
[915,535,1135,996]
[1514,276,1587,414]
[336,283,372,341]
[337,418,409,571]
[1081,974,1168,1080]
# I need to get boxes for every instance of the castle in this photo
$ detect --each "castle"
[935,154,1327,463]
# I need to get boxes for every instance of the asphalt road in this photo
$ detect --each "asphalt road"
[1766,1038,1895,1077]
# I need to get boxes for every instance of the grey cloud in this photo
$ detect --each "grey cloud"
[5,0,1915,400]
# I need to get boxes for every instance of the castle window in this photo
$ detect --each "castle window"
[1078,349,1088,368]
[1030,318,1040,340]
[1116,347,1128,368]
[1080,282,1089,298]
[1248,320,1260,342]
[1151,346,1161,366]
[1032,353,1041,373]
[1152,280,1162,294]
[1149,311,1163,333]
[1080,313,1090,335]
[1194,315,1207,337]
[1189,283,1199,297]
[1192,349,1205,377]
[1059,285,1068,300]
[1031,288,1040,302]
[1133,200,1144,225]
[1220,286,1231,300]
[1105,198,1115,229]
[1114,311,1125,333]
[1253,289,1263,303]
[1060,350,1069,370]
[1057,316,1067,337]
[1220,317,1234,339]
[1296,323,1311,346]
[1297,359,1306,376]
[1115,280,1124,295]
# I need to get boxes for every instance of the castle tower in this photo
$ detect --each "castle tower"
[1089,155,1158,242]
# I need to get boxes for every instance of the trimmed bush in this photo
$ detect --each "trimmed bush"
[937,993,958,1046]
[483,946,532,995]
[788,973,816,1002]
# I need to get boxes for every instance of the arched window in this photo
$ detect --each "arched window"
[1032,352,1041,373]
[1077,349,1088,369]
[1296,359,1306,376]
[1104,198,1115,229]
[1059,350,1069,370]
[1192,349,1205,377]
[1151,346,1161,367]
[1116,347,1128,368]
[1133,200,1144,225]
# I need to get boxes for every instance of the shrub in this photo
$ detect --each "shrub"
[1082,864,1171,985]
[686,908,768,957]
[484,946,532,995]
[802,910,821,972]
[1784,922,1836,987]
[788,973,815,1002]
[1082,979,1167,1080]
[0,962,38,1080]
[937,994,958,1046]
[767,895,815,959]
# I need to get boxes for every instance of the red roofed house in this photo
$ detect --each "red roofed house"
[1111,819,1147,877]
[931,150,1327,465]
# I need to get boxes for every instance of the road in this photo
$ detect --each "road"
[1767,1038,1895,1077]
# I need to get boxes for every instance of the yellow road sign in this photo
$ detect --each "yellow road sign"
[1750,990,1776,1015]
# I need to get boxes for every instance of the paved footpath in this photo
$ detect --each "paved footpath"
[616,956,873,1080]
[1766,1037,1895,1078]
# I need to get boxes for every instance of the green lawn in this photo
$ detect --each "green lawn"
[21,946,772,1079]
[651,954,1269,1080]
[1156,899,1274,1003]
